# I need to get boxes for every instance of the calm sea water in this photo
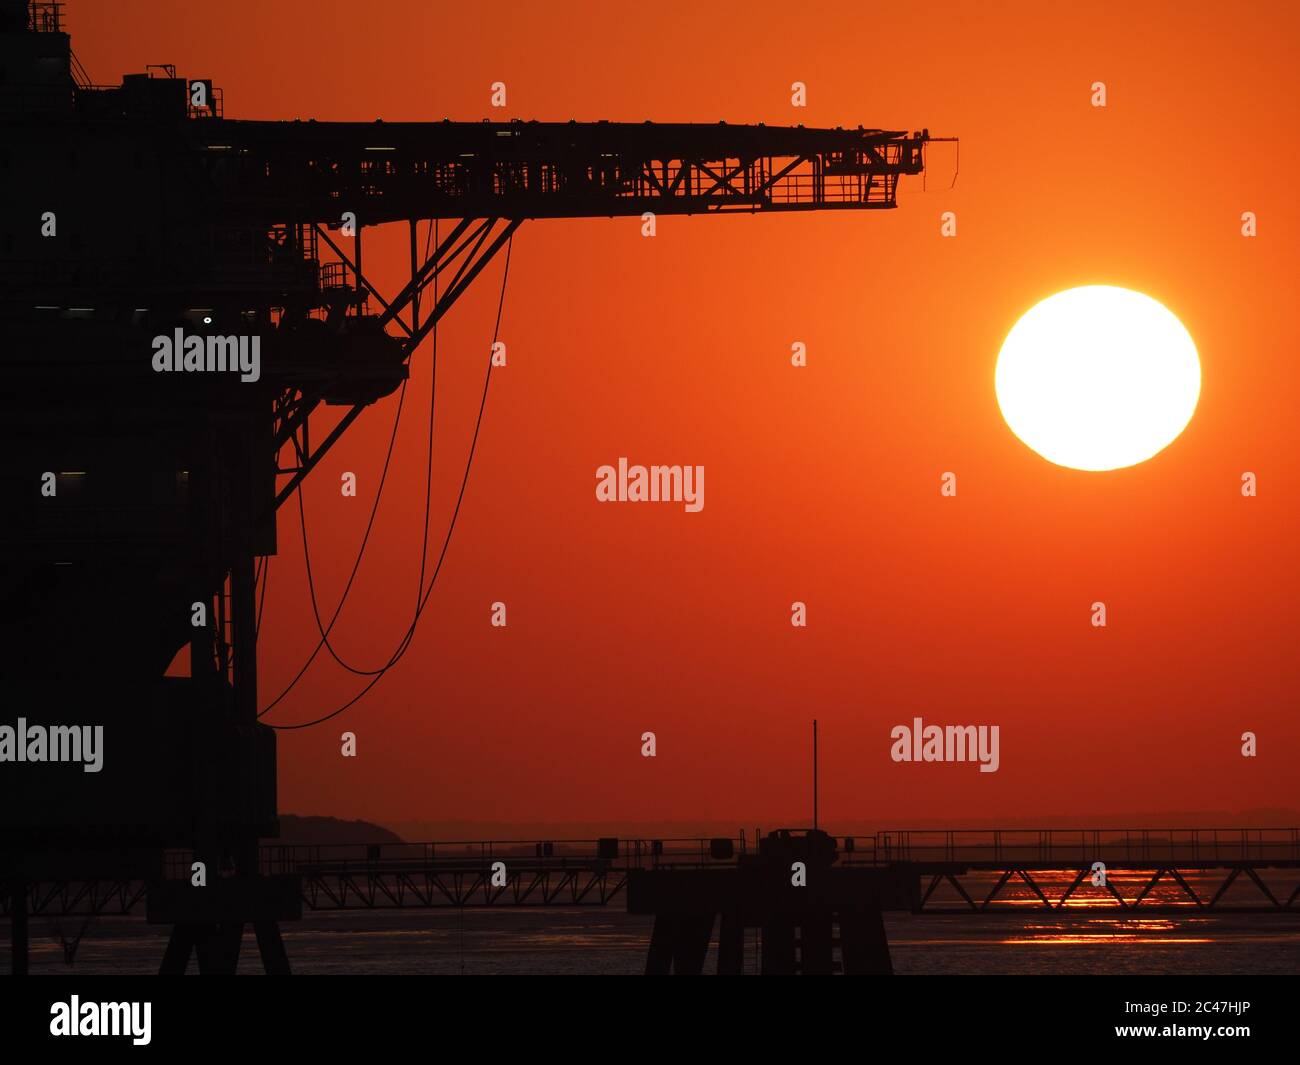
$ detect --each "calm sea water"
[17,908,1300,975]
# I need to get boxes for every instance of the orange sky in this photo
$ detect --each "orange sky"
[75,1,1300,830]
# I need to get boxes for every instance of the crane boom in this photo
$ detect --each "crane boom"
[190,119,929,223]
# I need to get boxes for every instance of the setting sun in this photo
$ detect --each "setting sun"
[995,286,1201,472]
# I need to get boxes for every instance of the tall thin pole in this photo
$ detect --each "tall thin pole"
[353,220,363,317]
[813,719,819,830]
[409,218,419,332]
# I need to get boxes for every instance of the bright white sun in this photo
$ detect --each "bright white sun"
[995,285,1201,472]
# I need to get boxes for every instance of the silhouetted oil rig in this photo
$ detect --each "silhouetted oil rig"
[0,1,954,973]
[4,1,1296,980]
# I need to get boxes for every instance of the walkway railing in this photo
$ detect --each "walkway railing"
[223,827,1300,878]
[863,828,1300,866]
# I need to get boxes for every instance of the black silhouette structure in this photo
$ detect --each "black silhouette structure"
[631,829,913,974]
[0,2,933,973]
[14,828,1299,975]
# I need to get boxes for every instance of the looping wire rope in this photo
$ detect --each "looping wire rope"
[263,229,514,730]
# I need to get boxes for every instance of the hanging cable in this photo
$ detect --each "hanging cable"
[258,374,411,715]
[262,220,445,703]
[265,232,513,730]
[295,219,441,676]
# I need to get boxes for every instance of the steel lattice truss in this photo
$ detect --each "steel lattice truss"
[195,121,930,224]
[14,865,1298,917]
[270,214,521,511]
[298,865,628,910]
[916,864,1300,913]
[1,880,147,918]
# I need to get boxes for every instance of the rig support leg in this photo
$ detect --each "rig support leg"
[254,921,291,975]
[9,876,28,976]
[645,914,675,975]
[839,907,893,975]
[160,924,196,975]
[800,912,834,974]
[670,912,714,975]
[645,912,715,974]
[717,909,744,974]
[760,917,797,974]
[193,921,244,975]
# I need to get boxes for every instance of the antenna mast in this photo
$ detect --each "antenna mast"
[813,719,819,830]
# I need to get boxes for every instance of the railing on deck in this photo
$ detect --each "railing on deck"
[866,828,1300,866]
[151,827,1300,879]
[250,836,753,878]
